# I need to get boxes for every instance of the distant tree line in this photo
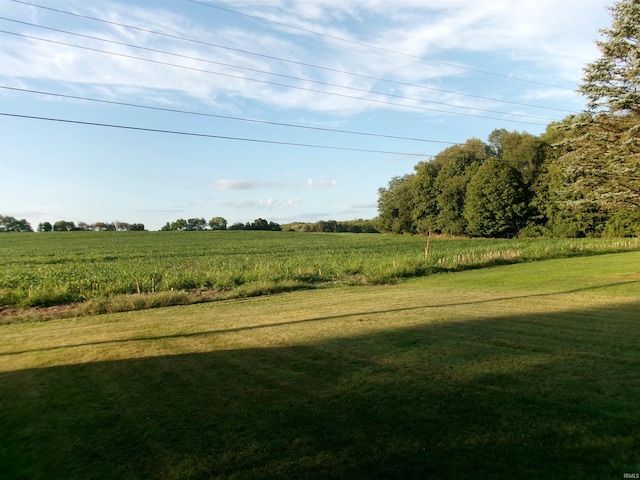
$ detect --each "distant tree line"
[0,217,146,232]
[282,219,379,233]
[229,218,281,231]
[0,215,376,234]
[36,221,146,232]
[161,217,228,231]
[160,217,281,231]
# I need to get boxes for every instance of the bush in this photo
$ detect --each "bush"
[603,210,640,237]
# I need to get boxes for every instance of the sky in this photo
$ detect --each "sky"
[0,0,613,231]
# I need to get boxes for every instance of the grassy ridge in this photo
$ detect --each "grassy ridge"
[1,231,638,311]
[0,252,639,479]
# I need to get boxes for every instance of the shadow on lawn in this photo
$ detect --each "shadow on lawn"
[1,301,639,480]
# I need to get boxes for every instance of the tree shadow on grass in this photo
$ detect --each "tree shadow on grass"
[1,302,639,480]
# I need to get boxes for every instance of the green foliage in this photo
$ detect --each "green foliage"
[580,0,640,115]
[434,141,483,234]
[603,208,640,236]
[208,216,227,230]
[0,215,33,232]
[557,0,640,210]
[410,161,440,234]
[282,219,378,233]
[377,174,415,234]
[464,161,528,238]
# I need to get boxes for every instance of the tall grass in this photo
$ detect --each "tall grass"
[1,231,638,312]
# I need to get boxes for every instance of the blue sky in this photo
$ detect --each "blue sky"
[0,0,612,230]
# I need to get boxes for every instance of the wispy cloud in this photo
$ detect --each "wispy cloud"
[221,199,280,209]
[0,0,609,117]
[307,178,338,187]
[351,202,377,209]
[214,179,287,190]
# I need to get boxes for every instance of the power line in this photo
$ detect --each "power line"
[2,86,570,159]
[0,112,434,157]
[0,17,558,123]
[6,0,577,115]
[188,0,575,92]
[0,86,459,146]
[3,112,636,178]
[1,30,550,126]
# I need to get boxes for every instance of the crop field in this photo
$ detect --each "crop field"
[1,231,638,316]
[0,251,638,479]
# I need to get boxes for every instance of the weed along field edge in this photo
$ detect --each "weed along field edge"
[0,251,639,479]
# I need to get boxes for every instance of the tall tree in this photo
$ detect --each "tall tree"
[377,174,415,234]
[558,0,640,209]
[209,217,228,230]
[464,161,528,238]
[434,139,484,235]
[410,161,440,234]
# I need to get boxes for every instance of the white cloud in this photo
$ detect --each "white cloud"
[0,0,610,117]
[307,178,338,187]
[214,179,287,190]
[220,198,280,209]
[258,198,278,208]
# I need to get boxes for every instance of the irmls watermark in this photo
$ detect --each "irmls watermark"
[623,474,639,479]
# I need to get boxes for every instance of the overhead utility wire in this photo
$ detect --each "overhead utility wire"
[0,30,548,126]
[0,86,459,146]
[0,18,557,123]
[2,113,637,177]
[3,86,572,159]
[6,0,576,115]
[0,112,433,157]
[188,0,575,92]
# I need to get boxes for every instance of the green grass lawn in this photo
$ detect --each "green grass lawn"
[0,252,639,479]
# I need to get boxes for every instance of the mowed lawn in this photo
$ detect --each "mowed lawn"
[0,252,639,479]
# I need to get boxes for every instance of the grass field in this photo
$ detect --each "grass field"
[1,251,638,479]
[1,231,638,316]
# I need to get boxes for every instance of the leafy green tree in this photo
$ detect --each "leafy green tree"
[434,140,484,235]
[487,129,546,187]
[377,174,415,234]
[410,161,440,234]
[464,161,528,237]
[172,219,188,231]
[186,218,207,231]
[209,217,227,230]
[251,218,269,230]
[603,208,640,236]
[53,220,76,232]
[37,221,52,232]
[558,0,640,210]
[0,215,33,232]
